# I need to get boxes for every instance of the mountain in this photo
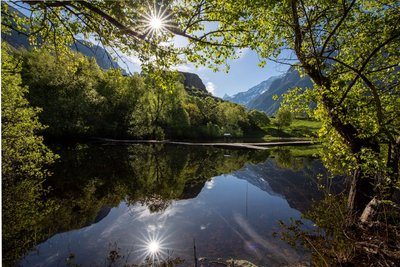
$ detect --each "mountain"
[180,71,207,93]
[248,67,313,115]
[2,5,125,73]
[224,67,313,115]
[223,76,279,105]
[3,31,125,74]
[72,41,124,72]
[179,71,225,101]
[232,159,346,213]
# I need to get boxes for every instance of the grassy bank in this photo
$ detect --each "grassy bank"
[244,118,321,141]
[261,118,321,140]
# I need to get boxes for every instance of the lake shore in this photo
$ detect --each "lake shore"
[94,137,317,150]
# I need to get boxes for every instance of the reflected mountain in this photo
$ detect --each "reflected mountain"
[233,149,347,212]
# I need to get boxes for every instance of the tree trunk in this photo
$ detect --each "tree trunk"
[389,138,400,178]
[348,167,376,214]
[289,0,381,216]
[353,138,400,220]
[387,137,400,199]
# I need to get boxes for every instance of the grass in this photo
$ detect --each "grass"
[261,118,321,140]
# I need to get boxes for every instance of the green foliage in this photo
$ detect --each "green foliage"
[248,109,270,128]
[12,47,260,140]
[21,49,103,138]
[274,108,293,130]
[277,194,354,266]
[1,1,181,68]
[2,45,56,186]
[95,70,146,138]
[1,43,58,266]
[181,96,252,139]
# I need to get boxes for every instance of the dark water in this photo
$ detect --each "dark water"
[18,143,333,266]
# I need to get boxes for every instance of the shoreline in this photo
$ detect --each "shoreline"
[95,138,316,150]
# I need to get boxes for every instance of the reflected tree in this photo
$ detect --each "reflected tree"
[272,148,312,172]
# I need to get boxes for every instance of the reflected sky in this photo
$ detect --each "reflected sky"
[21,170,312,266]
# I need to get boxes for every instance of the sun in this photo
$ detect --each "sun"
[150,17,163,30]
[139,2,173,38]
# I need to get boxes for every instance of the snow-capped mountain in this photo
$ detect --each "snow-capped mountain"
[223,76,279,105]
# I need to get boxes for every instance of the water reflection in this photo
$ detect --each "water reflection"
[40,143,270,234]
[5,144,342,266]
[137,232,170,264]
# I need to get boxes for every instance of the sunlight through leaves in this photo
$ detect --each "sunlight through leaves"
[139,1,173,39]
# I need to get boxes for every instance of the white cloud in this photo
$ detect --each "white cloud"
[205,179,215,190]
[173,63,195,72]
[206,82,216,95]
[173,61,208,73]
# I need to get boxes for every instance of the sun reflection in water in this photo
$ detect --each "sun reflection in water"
[136,229,174,264]
[148,240,160,254]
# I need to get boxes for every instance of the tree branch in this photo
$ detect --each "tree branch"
[319,0,356,57]
[76,1,145,40]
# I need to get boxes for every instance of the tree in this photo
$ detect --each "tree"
[248,109,270,128]
[1,43,56,187]
[176,0,400,217]
[3,0,399,216]
[21,49,103,138]
[95,70,146,138]
[2,0,183,69]
[274,108,293,130]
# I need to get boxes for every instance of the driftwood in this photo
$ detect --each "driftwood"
[360,197,379,223]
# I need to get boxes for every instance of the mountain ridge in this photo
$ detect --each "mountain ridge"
[223,76,280,106]
[224,67,313,115]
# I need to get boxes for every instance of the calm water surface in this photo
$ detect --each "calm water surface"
[20,143,329,266]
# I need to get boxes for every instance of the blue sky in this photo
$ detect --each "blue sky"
[181,50,290,98]
[123,49,290,98]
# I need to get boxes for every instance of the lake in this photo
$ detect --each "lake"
[17,143,335,266]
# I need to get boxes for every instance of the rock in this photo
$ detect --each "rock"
[180,72,207,92]
[226,259,258,267]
